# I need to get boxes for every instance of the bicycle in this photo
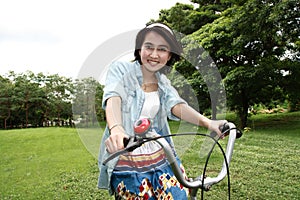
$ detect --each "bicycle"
[103,118,242,200]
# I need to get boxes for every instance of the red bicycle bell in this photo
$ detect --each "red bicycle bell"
[134,118,151,135]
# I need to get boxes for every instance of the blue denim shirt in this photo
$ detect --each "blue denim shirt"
[97,60,186,192]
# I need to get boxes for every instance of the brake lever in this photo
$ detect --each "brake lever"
[123,136,142,152]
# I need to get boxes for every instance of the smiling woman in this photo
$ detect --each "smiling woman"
[139,32,172,76]
[97,23,227,200]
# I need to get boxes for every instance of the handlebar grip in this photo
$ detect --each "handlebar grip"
[210,123,228,138]
[210,123,243,139]
[223,123,243,138]
[221,123,243,139]
[222,123,230,137]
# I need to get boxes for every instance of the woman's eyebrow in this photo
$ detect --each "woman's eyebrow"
[143,42,153,45]
[158,44,170,49]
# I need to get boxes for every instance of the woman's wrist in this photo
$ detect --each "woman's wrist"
[109,123,124,135]
[198,113,211,128]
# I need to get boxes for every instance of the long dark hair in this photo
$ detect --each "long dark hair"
[134,23,183,72]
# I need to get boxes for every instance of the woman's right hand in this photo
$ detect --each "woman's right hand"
[104,97,127,153]
[105,131,127,154]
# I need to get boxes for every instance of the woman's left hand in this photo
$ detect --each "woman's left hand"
[208,120,228,139]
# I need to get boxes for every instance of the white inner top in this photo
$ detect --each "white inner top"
[140,91,160,119]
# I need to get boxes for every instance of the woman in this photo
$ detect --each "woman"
[98,23,226,199]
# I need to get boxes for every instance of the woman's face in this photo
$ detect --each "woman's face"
[139,31,171,73]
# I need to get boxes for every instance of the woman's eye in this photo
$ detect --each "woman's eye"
[158,47,168,52]
[144,45,154,50]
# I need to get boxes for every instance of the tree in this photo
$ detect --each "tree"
[222,0,299,127]
[0,71,76,129]
[279,60,300,111]
[45,74,74,126]
[95,83,105,122]
[155,3,199,34]
[0,76,14,129]
[157,0,300,127]
[72,77,104,127]
[10,71,47,128]
[154,2,227,35]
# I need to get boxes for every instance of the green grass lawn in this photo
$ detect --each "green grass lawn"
[0,127,109,200]
[0,112,299,199]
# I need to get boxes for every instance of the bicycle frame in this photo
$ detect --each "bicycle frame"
[103,122,241,200]
[156,122,239,200]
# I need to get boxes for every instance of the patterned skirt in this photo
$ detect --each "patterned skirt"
[111,136,189,200]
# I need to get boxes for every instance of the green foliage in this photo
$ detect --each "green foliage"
[0,72,105,129]
[154,1,228,35]
[155,3,197,34]
[72,77,105,128]
[279,60,300,111]
[157,0,300,127]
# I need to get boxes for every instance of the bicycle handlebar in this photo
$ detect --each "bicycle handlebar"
[103,122,242,192]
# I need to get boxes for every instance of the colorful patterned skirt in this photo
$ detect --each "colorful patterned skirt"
[111,137,189,200]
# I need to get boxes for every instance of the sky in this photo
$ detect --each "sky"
[0,0,193,79]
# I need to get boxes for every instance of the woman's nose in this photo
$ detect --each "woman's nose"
[150,49,159,58]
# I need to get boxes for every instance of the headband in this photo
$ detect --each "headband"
[146,23,174,35]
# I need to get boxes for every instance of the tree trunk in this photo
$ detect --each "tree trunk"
[25,102,29,128]
[238,90,249,128]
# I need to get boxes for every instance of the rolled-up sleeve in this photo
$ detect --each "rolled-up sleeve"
[102,62,127,109]
[160,75,187,121]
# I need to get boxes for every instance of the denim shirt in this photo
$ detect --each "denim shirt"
[97,60,186,192]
